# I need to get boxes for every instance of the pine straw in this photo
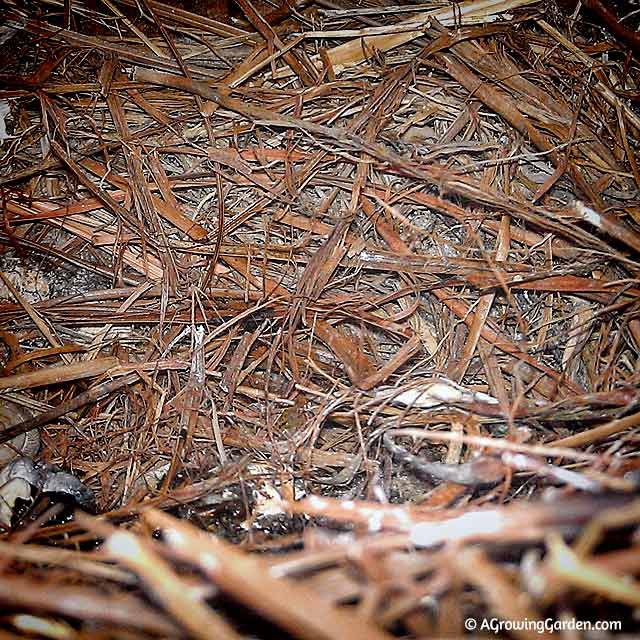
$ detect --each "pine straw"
[0,0,639,637]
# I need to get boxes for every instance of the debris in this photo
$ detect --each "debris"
[0,0,639,636]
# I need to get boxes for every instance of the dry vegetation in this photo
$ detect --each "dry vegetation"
[0,0,640,637]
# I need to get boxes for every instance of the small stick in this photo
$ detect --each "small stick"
[383,432,505,486]
[549,411,640,449]
[0,372,137,446]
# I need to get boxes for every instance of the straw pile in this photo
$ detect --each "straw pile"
[0,0,639,637]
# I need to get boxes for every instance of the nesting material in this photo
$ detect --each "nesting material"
[0,0,639,637]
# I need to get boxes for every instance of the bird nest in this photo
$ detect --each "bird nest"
[0,0,639,638]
